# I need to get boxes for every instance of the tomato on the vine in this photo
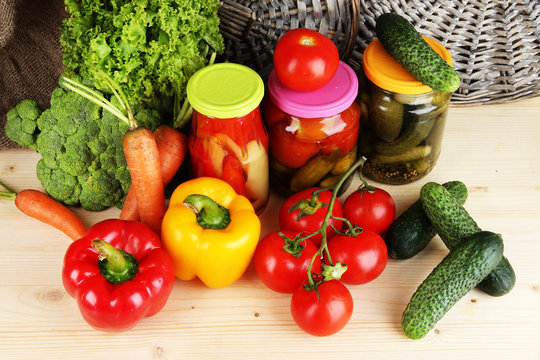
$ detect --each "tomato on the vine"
[290,280,353,336]
[326,230,388,285]
[273,28,339,92]
[279,188,343,247]
[343,186,396,235]
[253,230,321,294]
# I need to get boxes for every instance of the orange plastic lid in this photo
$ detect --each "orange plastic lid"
[363,37,453,94]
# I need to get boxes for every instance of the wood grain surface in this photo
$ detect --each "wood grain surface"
[0,97,539,360]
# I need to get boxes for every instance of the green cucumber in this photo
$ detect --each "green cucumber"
[385,181,467,260]
[375,13,460,93]
[420,182,516,296]
[373,113,436,156]
[402,231,504,339]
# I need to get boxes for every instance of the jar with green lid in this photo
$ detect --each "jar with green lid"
[359,37,453,185]
[186,63,269,213]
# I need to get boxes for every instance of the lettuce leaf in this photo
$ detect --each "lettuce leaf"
[60,0,224,108]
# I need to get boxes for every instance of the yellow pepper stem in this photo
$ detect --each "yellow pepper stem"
[183,194,231,230]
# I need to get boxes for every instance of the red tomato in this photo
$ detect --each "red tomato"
[320,102,361,155]
[253,230,321,293]
[273,28,339,92]
[269,122,319,169]
[290,280,353,336]
[326,230,388,285]
[343,187,396,235]
[262,96,287,128]
[279,188,343,247]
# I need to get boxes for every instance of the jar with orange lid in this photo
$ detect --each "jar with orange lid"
[358,37,454,185]
[186,63,269,213]
[264,61,361,197]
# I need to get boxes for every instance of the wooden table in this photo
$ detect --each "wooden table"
[1,97,539,359]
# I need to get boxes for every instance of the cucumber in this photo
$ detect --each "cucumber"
[402,231,504,339]
[373,113,436,156]
[385,181,467,260]
[375,13,460,93]
[420,182,516,296]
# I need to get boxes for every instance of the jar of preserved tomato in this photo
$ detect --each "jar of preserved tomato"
[358,37,453,184]
[186,63,269,213]
[264,61,360,197]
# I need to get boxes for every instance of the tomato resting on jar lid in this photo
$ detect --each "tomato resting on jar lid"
[263,61,361,197]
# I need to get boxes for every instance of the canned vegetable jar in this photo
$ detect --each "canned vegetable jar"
[359,37,453,184]
[187,63,269,213]
[264,61,360,197]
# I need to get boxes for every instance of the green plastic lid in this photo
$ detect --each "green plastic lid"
[187,63,265,119]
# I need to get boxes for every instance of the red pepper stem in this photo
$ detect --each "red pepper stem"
[92,239,139,284]
[305,156,367,287]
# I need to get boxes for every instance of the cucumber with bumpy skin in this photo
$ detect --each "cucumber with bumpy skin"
[376,13,461,93]
[420,182,516,296]
[385,181,467,260]
[402,231,503,339]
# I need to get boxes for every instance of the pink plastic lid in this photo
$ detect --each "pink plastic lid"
[268,61,358,118]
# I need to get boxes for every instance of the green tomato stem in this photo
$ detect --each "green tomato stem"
[305,156,367,287]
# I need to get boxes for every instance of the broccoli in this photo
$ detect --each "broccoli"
[5,100,41,150]
[5,77,165,211]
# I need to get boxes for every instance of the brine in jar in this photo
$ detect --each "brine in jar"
[187,63,269,213]
[359,37,454,184]
[264,61,360,197]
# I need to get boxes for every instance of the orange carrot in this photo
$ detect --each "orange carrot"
[123,127,165,235]
[119,125,188,221]
[0,182,86,241]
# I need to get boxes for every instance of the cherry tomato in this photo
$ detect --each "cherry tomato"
[343,187,396,235]
[326,230,388,285]
[279,187,343,247]
[273,28,339,92]
[262,96,287,128]
[253,230,321,293]
[269,122,320,169]
[290,280,353,336]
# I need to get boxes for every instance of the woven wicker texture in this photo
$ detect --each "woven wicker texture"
[219,0,540,105]
[218,0,361,80]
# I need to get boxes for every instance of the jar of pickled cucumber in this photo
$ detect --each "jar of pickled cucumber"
[359,37,453,184]
[264,61,360,197]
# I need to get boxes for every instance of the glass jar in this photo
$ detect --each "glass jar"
[264,61,360,197]
[186,63,269,213]
[359,37,453,184]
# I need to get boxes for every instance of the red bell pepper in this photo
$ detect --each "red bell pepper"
[62,219,175,332]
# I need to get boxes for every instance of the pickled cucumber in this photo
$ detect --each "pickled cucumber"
[369,91,404,142]
[373,145,431,164]
[332,144,357,175]
[373,113,436,156]
[289,150,341,192]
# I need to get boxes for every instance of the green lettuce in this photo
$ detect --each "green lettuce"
[60,0,224,109]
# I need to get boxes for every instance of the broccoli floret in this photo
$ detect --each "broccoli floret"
[79,168,124,211]
[5,99,42,150]
[37,159,82,206]
[5,73,168,211]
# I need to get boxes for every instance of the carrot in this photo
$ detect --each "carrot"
[62,73,167,235]
[123,127,165,235]
[120,125,188,221]
[0,181,86,241]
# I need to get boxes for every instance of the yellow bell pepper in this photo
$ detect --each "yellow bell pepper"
[161,177,261,288]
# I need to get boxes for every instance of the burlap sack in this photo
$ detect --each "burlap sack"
[0,0,66,149]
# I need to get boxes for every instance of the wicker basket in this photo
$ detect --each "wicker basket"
[218,0,540,105]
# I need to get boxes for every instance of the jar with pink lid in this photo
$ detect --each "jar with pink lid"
[263,61,361,197]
